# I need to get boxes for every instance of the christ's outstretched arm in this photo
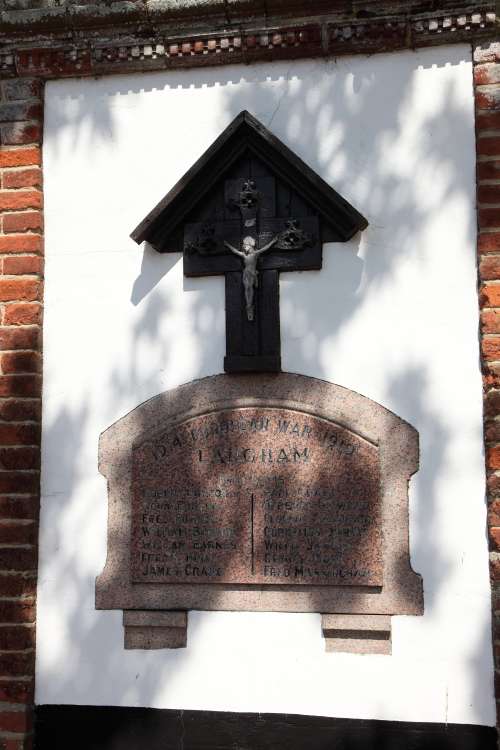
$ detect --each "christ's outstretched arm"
[254,236,278,257]
[224,240,245,258]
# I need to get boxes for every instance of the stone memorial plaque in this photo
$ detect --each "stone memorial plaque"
[131,408,382,587]
[97,374,423,650]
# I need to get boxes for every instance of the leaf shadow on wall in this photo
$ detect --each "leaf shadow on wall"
[37,44,495,734]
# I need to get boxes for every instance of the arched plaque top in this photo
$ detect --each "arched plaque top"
[100,373,417,471]
[134,404,379,456]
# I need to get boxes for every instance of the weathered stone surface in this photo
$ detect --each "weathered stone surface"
[321,614,392,655]
[132,407,382,587]
[96,373,423,619]
[123,610,187,649]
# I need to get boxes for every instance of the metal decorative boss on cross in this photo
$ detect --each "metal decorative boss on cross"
[132,111,368,372]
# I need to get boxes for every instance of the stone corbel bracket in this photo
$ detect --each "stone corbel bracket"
[322,614,392,655]
[125,611,394,654]
[124,610,188,650]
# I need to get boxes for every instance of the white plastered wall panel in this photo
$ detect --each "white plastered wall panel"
[38,45,495,726]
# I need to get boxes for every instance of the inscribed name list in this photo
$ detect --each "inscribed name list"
[131,407,382,586]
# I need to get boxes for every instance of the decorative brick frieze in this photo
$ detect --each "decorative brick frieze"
[0,5,496,79]
[0,76,42,750]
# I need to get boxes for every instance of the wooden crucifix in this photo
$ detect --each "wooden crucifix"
[183,175,320,372]
[131,111,368,373]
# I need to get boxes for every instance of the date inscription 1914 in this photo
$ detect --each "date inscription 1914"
[131,408,382,586]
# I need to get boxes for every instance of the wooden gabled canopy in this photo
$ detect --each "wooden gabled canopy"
[131,110,368,252]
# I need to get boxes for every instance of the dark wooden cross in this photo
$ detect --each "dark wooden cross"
[183,176,320,373]
[130,111,368,374]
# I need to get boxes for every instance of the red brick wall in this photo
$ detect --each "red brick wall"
[475,39,500,735]
[0,78,43,750]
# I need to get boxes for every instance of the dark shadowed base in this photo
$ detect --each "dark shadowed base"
[224,354,281,372]
[34,706,497,749]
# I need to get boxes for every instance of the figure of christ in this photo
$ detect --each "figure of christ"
[224,235,279,321]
